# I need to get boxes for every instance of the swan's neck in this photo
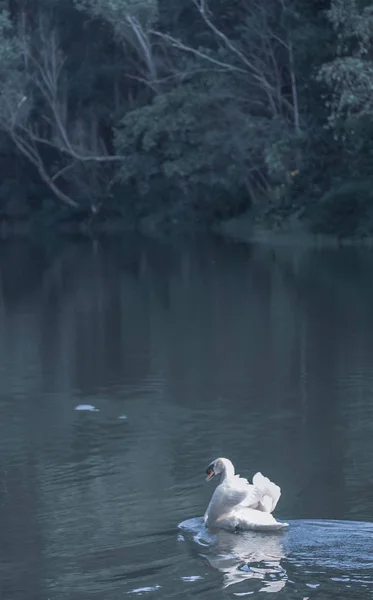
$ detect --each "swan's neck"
[221,459,235,481]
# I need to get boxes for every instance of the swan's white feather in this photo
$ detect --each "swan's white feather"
[252,471,282,513]
[217,476,262,509]
[216,507,288,532]
[221,472,281,513]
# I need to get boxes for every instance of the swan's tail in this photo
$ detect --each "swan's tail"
[252,472,281,513]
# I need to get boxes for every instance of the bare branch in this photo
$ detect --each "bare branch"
[193,0,300,130]
[0,16,126,211]
[151,0,297,122]
[126,15,159,89]
[51,162,77,182]
[192,0,269,78]
[10,129,80,209]
[150,30,247,74]
[17,21,123,164]
[124,66,229,89]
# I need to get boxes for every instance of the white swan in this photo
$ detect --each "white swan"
[204,457,288,532]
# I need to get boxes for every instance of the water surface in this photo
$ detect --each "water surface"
[0,235,372,599]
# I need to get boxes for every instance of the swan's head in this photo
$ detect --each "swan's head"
[205,457,235,481]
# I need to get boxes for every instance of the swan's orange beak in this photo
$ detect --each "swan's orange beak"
[205,465,215,481]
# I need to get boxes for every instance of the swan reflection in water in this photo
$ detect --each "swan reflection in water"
[180,517,373,596]
[180,517,288,593]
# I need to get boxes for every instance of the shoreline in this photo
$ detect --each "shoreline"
[2,212,373,248]
[215,212,373,248]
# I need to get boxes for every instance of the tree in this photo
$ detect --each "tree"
[146,0,305,188]
[75,0,166,93]
[318,0,373,134]
[115,79,272,219]
[0,0,364,233]
[0,8,123,212]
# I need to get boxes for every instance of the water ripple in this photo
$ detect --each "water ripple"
[178,517,373,596]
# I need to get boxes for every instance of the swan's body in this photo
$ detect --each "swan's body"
[204,457,288,532]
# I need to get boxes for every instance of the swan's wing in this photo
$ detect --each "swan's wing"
[252,472,281,513]
[226,473,282,513]
[224,475,263,509]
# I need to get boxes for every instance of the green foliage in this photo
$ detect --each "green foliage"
[75,0,158,31]
[114,79,272,220]
[0,10,25,112]
[307,180,373,237]
[318,0,373,131]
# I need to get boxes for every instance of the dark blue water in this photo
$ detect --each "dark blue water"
[0,235,372,599]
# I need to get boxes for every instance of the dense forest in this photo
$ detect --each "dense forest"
[0,0,372,235]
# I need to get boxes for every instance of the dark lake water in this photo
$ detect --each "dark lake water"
[0,234,372,599]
